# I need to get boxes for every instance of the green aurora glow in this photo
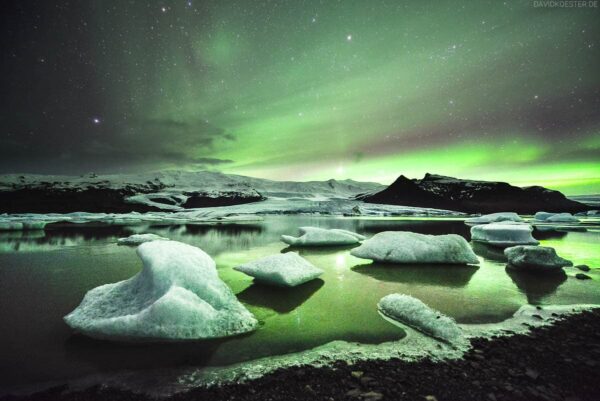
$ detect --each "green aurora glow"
[3,0,599,194]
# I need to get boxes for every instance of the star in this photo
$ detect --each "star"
[92,117,101,124]
[161,6,167,13]
[346,34,352,41]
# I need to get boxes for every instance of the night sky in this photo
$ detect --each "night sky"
[1,1,599,194]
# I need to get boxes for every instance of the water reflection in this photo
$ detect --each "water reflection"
[351,263,478,288]
[533,228,569,240]
[505,267,568,304]
[471,241,507,262]
[237,279,324,314]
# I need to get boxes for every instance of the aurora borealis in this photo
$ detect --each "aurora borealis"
[1,0,599,193]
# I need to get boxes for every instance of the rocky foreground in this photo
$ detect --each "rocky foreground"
[4,309,600,401]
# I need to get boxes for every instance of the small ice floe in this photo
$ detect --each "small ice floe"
[350,231,479,265]
[281,226,365,247]
[378,294,462,343]
[0,219,49,231]
[470,222,539,247]
[464,212,523,225]
[64,240,258,341]
[534,212,580,223]
[117,233,169,246]
[234,252,323,287]
[504,245,573,271]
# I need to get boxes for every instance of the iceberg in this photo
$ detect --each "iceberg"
[464,212,523,224]
[378,294,462,343]
[504,245,573,271]
[117,233,170,246]
[64,240,258,341]
[470,223,539,247]
[350,231,479,265]
[534,212,580,223]
[281,226,365,246]
[234,252,324,287]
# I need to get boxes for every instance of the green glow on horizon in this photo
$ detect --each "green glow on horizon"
[90,0,599,194]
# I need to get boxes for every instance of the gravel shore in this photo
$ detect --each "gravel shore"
[4,309,600,401]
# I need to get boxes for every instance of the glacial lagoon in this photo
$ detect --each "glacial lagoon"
[0,215,599,394]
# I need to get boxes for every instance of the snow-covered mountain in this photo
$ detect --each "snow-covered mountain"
[0,171,385,213]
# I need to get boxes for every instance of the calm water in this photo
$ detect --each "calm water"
[0,216,599,393]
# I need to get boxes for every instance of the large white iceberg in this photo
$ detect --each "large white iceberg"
[470,223,539,247]
[234,252,324,287]
[534,212,580,223]
[378,294,462,343]
[350,231,479,265]
[117,233,169,246]
[464,212,523,224]
[64,240,258,341]
[281,226,365,246]
[504,245,573,271]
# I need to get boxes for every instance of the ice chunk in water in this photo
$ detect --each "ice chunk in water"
[350,231,479,265]
[117,233,169,245]
[465,212,523,224]
[470,223,539,247]
[234,252,324,287]
[378,294,462,343]
[281,226,365,246]
[64,240,258,341]
[504,245,573,271]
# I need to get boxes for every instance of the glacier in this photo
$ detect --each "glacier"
[64,240,258,341]
[350,231,480,265]
[234,252,324,287]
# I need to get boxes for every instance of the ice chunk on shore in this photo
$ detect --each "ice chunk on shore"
[465,212,523,224]
[534,212,580,223]
[117,233,170,246]
[350,231,479,265]
[378,294,462,343]
[504,245,573,271]
[234,252,324,287]
[64,241,258,341]
[471,223,539,247]
[281,226,365,246]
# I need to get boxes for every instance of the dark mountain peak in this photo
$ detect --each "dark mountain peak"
[362,173,590,214]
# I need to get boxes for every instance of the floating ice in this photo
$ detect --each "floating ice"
[117,233,170,246]
[234,252,323,287]
[281,226,365,246]
[534,212,580,223]
[64,240,258,341]
[504,245,573,271]
[378,294,462,343]
[464,212,523,224]
[470,223,539,247]
[350,231,479,265]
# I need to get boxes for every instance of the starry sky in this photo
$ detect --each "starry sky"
[1,0,599,194]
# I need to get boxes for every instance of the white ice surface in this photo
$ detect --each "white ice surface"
[281,226,365,246]
[504,245,573,271]
[117,233,169,246]
[464,212,523,224]
[470,223,539,247]
[234,252,323,287]
[534,212,580,223]
[350,231,480,265]
[378,294,462,343]
[64,240,258,341]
